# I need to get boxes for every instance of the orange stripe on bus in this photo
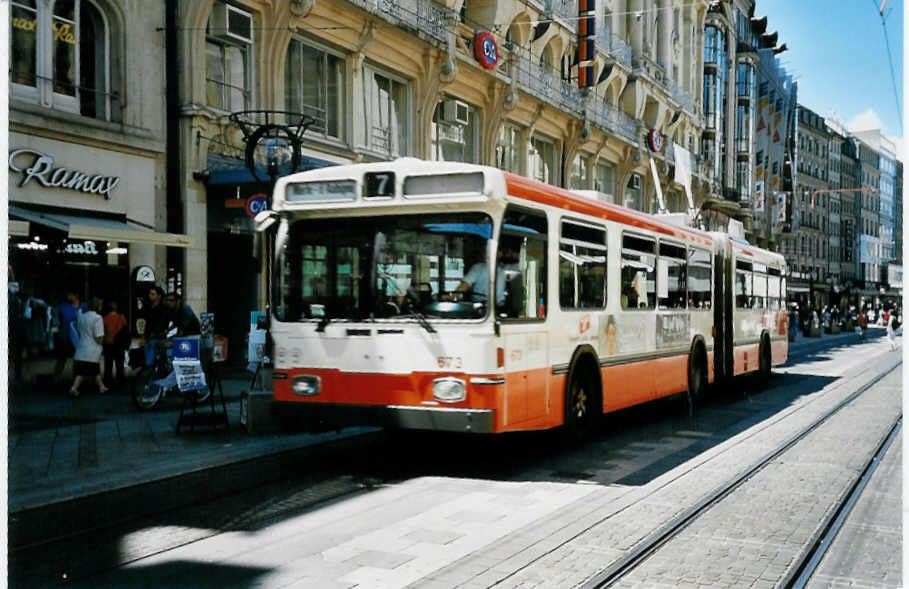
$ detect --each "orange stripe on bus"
[504,173,713,246]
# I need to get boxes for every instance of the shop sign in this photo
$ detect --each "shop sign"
[65,240,100,255]
[245,194,268,218]
[9,148,121,198]
[474,32,499,70]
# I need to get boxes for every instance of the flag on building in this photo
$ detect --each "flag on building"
[754,181,765,213]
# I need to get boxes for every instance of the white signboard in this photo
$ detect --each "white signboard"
[173,360,207,392]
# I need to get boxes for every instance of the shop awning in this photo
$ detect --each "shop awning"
[9,220,30,236]
[205,153,339,185]
[9,206,193,247]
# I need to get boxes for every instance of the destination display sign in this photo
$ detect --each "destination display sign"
[286,180,357,203]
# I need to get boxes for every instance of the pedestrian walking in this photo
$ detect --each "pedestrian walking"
[54,290,87,384]
[103,301,128,388]
[886,308,899,351]
[69,297,107,397]
[858,309,867,339]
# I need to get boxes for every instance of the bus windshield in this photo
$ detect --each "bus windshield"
[275,213,493,322]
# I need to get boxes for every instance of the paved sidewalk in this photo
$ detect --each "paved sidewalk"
[4,330,879,547]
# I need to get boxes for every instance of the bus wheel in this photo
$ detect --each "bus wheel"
[758,337,772,382]
[687,344,707,411]
[563,367,597,441]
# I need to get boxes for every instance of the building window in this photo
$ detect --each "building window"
[569,154,590,189]
[624,174,642,210]
[285,38,345,141]
[364,65,410,157]
[431,99,478,163]
[496,123,521,173]
[595,160,615,197]
[10,0,113,120]
[206,2,253,112]
[529,134,557,184]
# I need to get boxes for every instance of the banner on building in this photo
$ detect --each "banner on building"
[649,157,666,212]
[673,143,694,211]
[772,192,786,234]
[754,181,765,213]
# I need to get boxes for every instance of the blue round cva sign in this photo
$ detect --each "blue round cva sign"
[245,194,268,218]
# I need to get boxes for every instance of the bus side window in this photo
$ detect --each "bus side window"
[621,234,655,310]
[687,248,712,309]
[735,260,753,309]
[658,242,687,309]
[559,220,606,310]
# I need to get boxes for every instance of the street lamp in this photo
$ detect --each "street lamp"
[227,110,314,360]
[228,110,314,191]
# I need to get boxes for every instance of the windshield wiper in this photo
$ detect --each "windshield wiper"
[316,314,332,333]
[406,309,436,333]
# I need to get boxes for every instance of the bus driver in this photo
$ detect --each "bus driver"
[453,243,520,306]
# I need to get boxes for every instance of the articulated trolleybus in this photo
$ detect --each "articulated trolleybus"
[259,158,787,435]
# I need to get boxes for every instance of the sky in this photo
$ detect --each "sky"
[756,0,903,154]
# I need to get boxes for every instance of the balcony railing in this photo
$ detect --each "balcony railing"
[586,101,638,145]
[666,78,695,113]
[349,0,452,44]
[513,55,585,116]
[547,0,576,32]
[594,31,632,68]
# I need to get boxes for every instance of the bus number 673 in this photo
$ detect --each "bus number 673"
[437,356,463,369]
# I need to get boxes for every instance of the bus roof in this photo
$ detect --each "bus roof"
[504,173,714,247]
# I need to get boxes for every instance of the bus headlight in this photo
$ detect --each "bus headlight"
[433,377,466,403]
[292,375,321,396]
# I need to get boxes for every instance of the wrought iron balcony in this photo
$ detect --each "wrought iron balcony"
[585,101,639,145]
[513,55,585,116]
[594,31,633,68]
[348,0,453,45]
[547,0,576,32]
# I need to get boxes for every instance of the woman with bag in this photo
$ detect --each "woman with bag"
[103,301,128,388]
[69,297,107,397]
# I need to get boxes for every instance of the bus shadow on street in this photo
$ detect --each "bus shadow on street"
[372,371,840,490]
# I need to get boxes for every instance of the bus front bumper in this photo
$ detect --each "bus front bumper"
[272,401,495,434]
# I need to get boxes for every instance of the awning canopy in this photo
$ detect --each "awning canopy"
[206,153,338,185]
[9,220,30,237]
[9,206,193,248]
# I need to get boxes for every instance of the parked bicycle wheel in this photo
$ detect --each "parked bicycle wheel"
[132,365,167,410]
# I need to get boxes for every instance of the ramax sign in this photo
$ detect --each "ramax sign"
[8,148,120,199]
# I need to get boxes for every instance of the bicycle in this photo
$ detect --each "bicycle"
[131,338,211,410]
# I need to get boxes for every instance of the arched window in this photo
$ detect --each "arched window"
[10,0,112,120]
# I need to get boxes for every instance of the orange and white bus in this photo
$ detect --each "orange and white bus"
[258,158,787,435]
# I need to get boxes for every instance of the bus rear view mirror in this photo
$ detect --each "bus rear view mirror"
[254,210,279,233]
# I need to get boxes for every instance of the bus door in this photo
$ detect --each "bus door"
[496,210,549,426]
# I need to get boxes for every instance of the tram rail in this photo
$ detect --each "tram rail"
[580,359,902,589]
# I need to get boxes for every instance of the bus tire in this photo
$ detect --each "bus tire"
[563,361,599,441]
[687,343,708,409]
[758,335,772,383]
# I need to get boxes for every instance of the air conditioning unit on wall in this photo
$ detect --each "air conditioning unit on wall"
[210,2,253,44]
[441,99,470,126]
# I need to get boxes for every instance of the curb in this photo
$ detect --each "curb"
[8,427,382,549]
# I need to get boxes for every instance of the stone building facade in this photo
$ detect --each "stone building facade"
[8,0,189,347]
